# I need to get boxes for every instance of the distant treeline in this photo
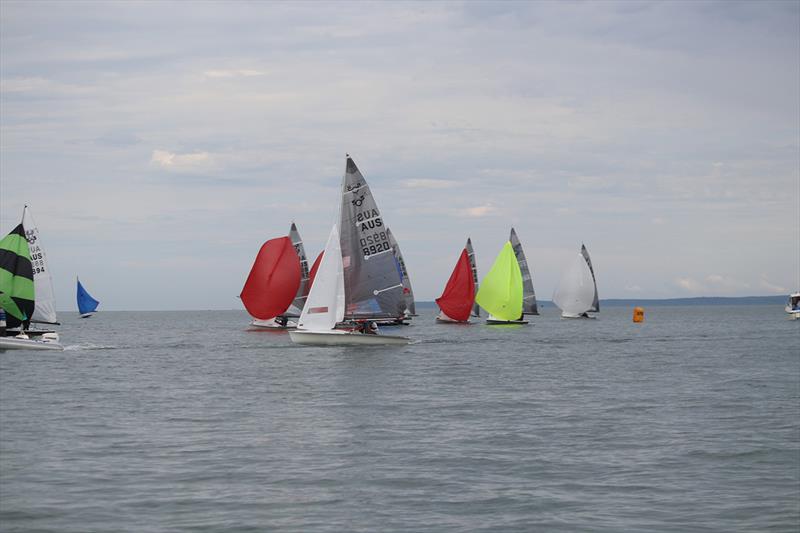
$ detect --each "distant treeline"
[415,295,787,308]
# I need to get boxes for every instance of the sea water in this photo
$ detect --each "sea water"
[0,305,797,532]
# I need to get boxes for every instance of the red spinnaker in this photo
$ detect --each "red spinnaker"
[240,237,301,319]
[307,251,323,290]
[435,248,476,322]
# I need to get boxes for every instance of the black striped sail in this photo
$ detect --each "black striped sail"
[0,223,35,328]
[338,156,405,320]
[287,222,310,317]
[510,227,539,315]
[466,238,480,317]
[581,244,600,312]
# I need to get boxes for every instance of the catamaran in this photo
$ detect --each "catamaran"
[475,240,528,325]
[240,222,310,329]
[552,244,599,319]
[76,277,100,318]
[0,206,63,351]
[436,238,477,323]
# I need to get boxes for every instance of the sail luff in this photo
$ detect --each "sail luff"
[509,228,538,315]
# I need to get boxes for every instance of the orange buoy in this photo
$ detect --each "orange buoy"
[633,307,645,323]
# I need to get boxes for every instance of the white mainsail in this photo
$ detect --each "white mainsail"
[21,206,58,324]
[552,251,596,317]
[297,224,345,332]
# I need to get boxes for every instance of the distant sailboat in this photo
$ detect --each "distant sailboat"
[581,244,599,314]
[510,228,539,316]
[387,228,416,318]
[240,225,305,329]
[436,239,476,323]
[552,244,599,319]
[76,278,100,318]
[475,241,527,325]
[466,238,480,318]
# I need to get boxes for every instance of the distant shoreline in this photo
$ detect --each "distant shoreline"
[416,295,789,308]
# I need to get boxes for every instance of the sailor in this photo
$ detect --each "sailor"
[368,321,379,334]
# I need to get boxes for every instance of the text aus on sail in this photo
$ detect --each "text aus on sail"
[356,209,389,258]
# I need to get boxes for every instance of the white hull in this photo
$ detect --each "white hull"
[435,312,470,324]
[561,312,596,319]
[0,336,63,351]
[786,306,800,320]
[289,329,409,346]
[249,317,297,330]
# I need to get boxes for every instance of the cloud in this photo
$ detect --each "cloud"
[150,149,213,171]
[758,278,786,294]
[401,179,457,189]
[460,204,495,217]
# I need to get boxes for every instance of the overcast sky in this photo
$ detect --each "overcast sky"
[1,0,798,311]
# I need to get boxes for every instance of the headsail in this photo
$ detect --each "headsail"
[552,251,596,316]
[338,155,405,319]
[76,278,100,316]
[510,228,538,315]
[387,228,415,316]
[297,224,345,332]
[240,236,301,320]
[435,244,475,322]
[466,238,480,317]
[581,244,599,312]
[22,206,58,324]
[0,223,35,328]
[287,222,311,316]
[475,241,523,321]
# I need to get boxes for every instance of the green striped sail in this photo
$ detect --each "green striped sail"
[0,224,34,325]
[475,241,523,321]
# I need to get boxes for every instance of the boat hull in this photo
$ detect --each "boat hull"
[786,306,800,320]
[0,336,64,351]
[249,317,297,330]
[289,330,409,346]
[486,318,529,325]
[561,312,597,319]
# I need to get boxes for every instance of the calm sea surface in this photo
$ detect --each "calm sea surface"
[1,305,798,532]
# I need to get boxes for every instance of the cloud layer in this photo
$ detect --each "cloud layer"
[1,1,797,310]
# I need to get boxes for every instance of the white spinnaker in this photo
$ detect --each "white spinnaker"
[552,252,595,316]
[297,224,345,331]
[22,206,58,324]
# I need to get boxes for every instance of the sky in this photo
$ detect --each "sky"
[1,0,798,311]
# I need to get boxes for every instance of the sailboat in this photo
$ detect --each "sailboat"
[436,238,477,323]
[785,292,800,320]
[76,278,100,318]
[467,238,480,319]
[475,241,528,325]
[581,244,600,315]
[240,223,309,329]
[0,207,63,351]
[552,244,599,319]
[510,228,539,317]
[288,225,409,346]
[387,228,416,319]
[290,155,410,346]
